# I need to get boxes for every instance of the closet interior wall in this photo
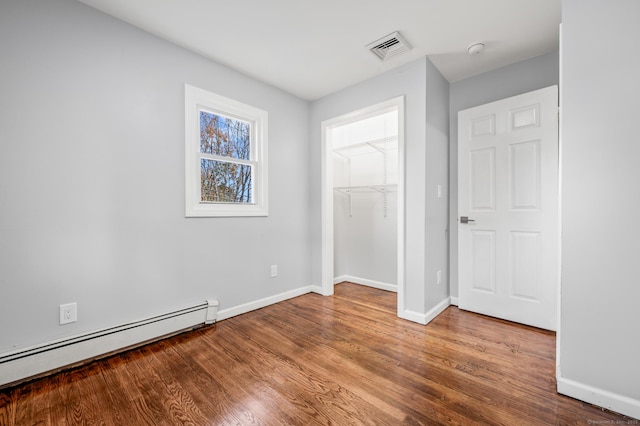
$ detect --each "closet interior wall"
[332,110,398,290]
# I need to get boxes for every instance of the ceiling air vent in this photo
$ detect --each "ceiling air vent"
[367,31,411,61]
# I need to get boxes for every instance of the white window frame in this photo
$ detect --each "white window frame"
[185,84,268,217]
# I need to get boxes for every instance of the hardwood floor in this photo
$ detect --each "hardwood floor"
[0,283,635,425]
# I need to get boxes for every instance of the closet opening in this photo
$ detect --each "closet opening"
[321,97,405,316]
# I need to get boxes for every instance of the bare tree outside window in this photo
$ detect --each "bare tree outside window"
[199,111,253,204]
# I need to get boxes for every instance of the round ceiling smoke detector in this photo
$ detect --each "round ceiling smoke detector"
[467,42,485,55]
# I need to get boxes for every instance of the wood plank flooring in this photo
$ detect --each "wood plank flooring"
[0,283,636,425]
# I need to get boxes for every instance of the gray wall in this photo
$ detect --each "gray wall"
[425,59,450,309]
[0,0,311,353]
[448,51,559,298]
[560,0,640,412]
[310,57,450,317]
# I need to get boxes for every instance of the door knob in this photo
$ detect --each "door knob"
[460,216,475,224]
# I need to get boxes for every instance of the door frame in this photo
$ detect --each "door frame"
[320,96,406,316]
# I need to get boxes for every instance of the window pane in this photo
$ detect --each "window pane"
[200,159,253,204]
[200,111,251,160]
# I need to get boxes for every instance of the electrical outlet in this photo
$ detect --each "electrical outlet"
[59,303,77,325]
[437,270,442,285]
[270,264,278,278]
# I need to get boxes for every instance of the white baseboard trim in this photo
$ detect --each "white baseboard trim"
[309,285,325,295]
[217,286,314,321]
[400,297,451,325]
[400,309,429,324]
[334,275,397,293]
[557,377,640,420]
[425,297,452,324]
[0,286,314,388]
[450,296,459,306]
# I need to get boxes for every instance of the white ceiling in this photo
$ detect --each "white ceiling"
[76,0,561,101]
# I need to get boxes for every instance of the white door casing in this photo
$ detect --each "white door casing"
[458,86,559,331]
[321,96,405,316]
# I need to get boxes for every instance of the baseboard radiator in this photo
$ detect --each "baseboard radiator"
[0,299,219,388]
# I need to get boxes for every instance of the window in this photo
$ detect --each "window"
[185,84,268,217]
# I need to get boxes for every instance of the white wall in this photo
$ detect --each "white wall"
[448,51,559,298]
[310,57,450,320]
[332,112,398,286]
[0,0,311,354]
[333,190,398,286]
[559,0,640,418]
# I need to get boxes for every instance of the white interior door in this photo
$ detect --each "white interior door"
[458,86,559,331]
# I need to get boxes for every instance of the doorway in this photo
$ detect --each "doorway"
[457,86,559,330]
[321,97,405,316]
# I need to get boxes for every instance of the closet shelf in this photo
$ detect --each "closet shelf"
[334,184,397,194]
[332,136,397,158]
[333,134,397,218]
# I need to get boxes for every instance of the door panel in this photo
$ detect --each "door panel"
[458,86,558,331]
[470,230,496,294]
[511,103,540,129]
[509,231,540,301]
[509,140,540,210]
[471,114,496,137]
[470,148,496,211]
